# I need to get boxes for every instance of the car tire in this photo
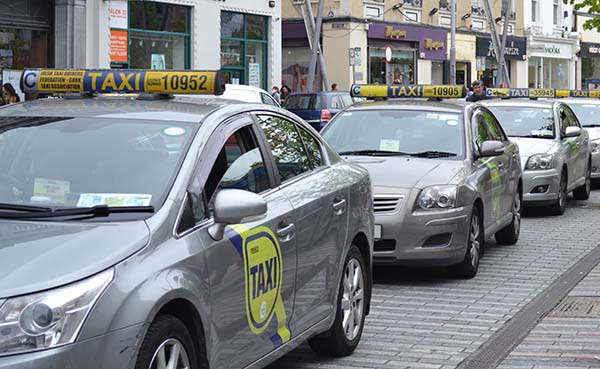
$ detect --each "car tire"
[549,171,567,216]
[308,245,367,357]
[573,164,591,200]
[451,207,483,279]
[134,315,199,369]
[495,189,521,245]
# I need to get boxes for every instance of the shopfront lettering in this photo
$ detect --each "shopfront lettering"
[424,38,444,50]
[543,45,561,54]
[589,46,600,54]
[384,26,407,39]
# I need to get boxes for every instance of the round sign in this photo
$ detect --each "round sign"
[385,46,392,63]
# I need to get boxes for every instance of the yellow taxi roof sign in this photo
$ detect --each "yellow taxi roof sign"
[20,69,225,95]
[350,84,467,99]
[485,88,600,99]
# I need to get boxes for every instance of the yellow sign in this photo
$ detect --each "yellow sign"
[350,84,466,98]
[20,69,225,95]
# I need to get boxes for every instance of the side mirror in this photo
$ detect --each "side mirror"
[208,189,267,241]
[479,140,505,158]
[564,126,581,138]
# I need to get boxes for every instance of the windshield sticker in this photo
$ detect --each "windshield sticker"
[163,127,186,137]
[77,193,152,207]
[33,178,71,204]
[542,109,551,113]
[342,112,353,116]
[531,129,553,137]
[514,119,522,123]
[426,113,439,120]
[380,139,400,152]
[446,120,459,126]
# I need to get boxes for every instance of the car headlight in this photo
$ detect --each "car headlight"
[416,185,458,210]
[592,139,600,155]
[526,154,555,171]
[0,269,113,356]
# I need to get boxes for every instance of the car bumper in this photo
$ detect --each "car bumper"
[522,169,560,205]
[592,152,600,179]
[0,323,146,369]
[373,206,471,267]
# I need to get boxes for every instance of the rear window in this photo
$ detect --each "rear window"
[284,94,322,110]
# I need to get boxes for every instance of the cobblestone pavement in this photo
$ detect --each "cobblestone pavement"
[268,190,600,369]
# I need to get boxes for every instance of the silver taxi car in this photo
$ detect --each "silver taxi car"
[560,98,600,180]
[0,70,373,369]
[322,99,523,278]
[485,100,591,214]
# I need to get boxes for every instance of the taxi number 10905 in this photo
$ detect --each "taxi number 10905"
[426,86,463,97]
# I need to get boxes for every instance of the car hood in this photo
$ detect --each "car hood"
[0,220,150,298]
[510,137,558,158]
[344,156,466,189]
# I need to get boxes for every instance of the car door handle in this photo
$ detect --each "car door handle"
[277,223,295,242]
[333,198,347,215]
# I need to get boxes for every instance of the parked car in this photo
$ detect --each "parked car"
[221,84,281,107]
[284,91,354,131]
[322,98,523,278]
[484,100,591,214]
[0,69,374,369]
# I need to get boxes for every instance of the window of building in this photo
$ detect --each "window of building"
[369,47,415,85]
[365,5,383,20]
[220,12,269,89]
[472,19,485,30]
[404,10,420,22]
[553,0,561,25]
[532,0,538,22]
[440,16,452,26]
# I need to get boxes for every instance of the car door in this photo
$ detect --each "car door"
[255,113,350,334]
[180,116,297,368]
[564,105,588,183]
[472,108,504,231]
[558,104,580,188]
[481,108,517,219]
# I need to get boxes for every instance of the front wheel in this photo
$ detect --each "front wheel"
[309,245,367,357]
[549,173,567,215]
[495,190,521,245]
[451,208,483,279]
[573,164,591,200]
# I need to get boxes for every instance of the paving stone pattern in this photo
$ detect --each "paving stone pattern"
[268,201,600,369]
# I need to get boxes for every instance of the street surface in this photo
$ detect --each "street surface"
[269,188,600,369]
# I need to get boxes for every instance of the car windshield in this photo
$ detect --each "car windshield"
[567,103,600,127]
[322,109,465,159]
[0,116,196,212]
[488,106,555,139]
[284,94,322,110]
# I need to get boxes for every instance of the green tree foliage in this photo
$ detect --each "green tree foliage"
[563,0,600,30]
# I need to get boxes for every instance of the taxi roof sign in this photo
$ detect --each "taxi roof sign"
[485,88,600,99]
[20,69,225,95]
[350,84,467,99]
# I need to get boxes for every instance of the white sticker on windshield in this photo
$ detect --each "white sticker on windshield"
[531,129,553,137]
[515,119,523,123]
[33,178,71,204]
[342,112,353,116]
[163,127,186,137]
[542,109,551,113]
[446,120,459,126]
[380,139,400,152]
[426,113,439,120]
[77,193,152,207]
[439,114,457,120]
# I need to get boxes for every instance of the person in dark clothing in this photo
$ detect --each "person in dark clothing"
[2,83,20,104]
[465,80,490,102]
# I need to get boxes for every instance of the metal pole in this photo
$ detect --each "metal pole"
[304,0,318,92]
[450,0,456,85]
[303,0,329,92]
[498,0,512,87]
[482,0,506,87]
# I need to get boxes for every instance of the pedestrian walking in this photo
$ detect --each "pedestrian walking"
[2,83,20,104]
[271,86,281,105]
[331,83,338,91]
[465,80,490,102]
[280,85,291,105]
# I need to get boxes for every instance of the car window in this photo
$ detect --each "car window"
[260,92,278,106]
[340,94,354,107]
[204,126,270,209]
[482,110,507,142]
[330,95,342,109]
[284,94,322,110]
[560,105,580,135]
[256,115,312,182]
[297,125,324,168]
[564,106,581,128]
[487,106,555,139]
[567,103,600,127]
[473,111,492,151]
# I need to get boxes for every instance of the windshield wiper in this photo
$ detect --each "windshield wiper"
[0,205,154,219]
[409,151,458,158]
[0,203,52,212]
[339,149,411,156]
[511,134,554,139]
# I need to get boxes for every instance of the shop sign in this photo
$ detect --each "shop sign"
[110,29,128,63]
[581,42,600,58]
[368,23,447,60]
[109,0,128,29]
[476,36,526,60]
[528,42,572,59]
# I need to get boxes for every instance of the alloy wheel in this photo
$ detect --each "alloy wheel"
[469,214,481,270]
[341,258,365,341]
[148,338,191,369]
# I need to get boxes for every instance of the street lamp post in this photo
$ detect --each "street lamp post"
[450,0,456,85]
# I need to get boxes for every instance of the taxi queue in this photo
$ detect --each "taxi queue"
[0,68,596,369]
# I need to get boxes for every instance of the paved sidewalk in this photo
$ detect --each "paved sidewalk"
[497,265,600,369]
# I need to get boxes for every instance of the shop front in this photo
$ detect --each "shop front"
[281,22,322,93]
[527,37,577,89]
[367,23,447,85]
[450,33,477,87]
[580,42,600,90]
[476,35,527,87]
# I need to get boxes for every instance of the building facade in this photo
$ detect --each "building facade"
[575,6,600,90]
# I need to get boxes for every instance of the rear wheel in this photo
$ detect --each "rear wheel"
[549,172,567,215]
[309,245,367,357]
[452,208,483,279]
[495,189,521,245]
[573,163,591,200]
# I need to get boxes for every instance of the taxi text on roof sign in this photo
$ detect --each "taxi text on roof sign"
[485,88,600,99]
[19,69,225,95]
[350,84,467,98]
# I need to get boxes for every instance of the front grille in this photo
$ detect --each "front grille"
[374,239,396,252]
[373,195,403,214]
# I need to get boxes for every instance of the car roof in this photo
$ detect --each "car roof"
[224,84,267,93]
[0,95,249,123]
[288,91,349,96]
[345,99,465,113]
[558,98,600,105]
[481,99,555,109]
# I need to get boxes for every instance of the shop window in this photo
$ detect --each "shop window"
[282,47,322,93]
[220,11,268,90]
[369,47,415,85]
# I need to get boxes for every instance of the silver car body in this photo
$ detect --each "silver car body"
[0,97,373,368]
[321,100,522,267]
[484,100,591,205]
[560,98,600,179]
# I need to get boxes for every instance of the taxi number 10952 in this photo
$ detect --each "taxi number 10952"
[161,74,208,92]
